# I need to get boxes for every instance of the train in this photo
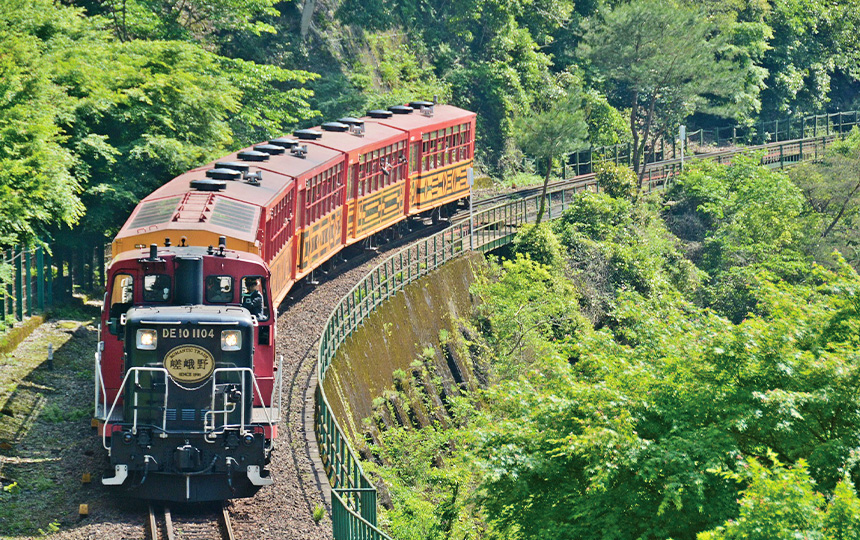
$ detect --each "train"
[93,101,477,501]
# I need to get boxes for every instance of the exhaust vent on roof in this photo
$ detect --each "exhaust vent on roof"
[215,161,249,173]
[294,129,323,140]
[190,178,227,192]
[290,145,308,159]
[338,117,364,126]
[321,122,349,132]
[367,109,393,119]
[409,101,434,109]
[206,168,242,181]
[389,105,413,114]
[238,150,270,162]
[269,137,299,148]
[254,144,285,155]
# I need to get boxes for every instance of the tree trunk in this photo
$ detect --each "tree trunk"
[821,173,860,239]
[300,0,316,39]
[535,155,552,224]
[629,90,640,177]
[636,93,658,187]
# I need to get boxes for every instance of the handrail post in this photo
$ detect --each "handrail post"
[37,247,44,312]
[25,249,32,317]
[14,247,22,321]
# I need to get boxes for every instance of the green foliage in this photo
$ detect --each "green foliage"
[757,0,860,116]
[789,128,860,266]
[312,503,325,524]
[666,154,810,320]
[77,0,280,44]
[515,81,588,222]
[700,455,860,540]
[0,1,85,246]
[512,223,563,269]
[555,192,701,324]
[477,258,860,539]
[217,56,317,146]
[594,161,637,200]
[471,255,586,371]
[365,424,484,540]
[581,0,754,179]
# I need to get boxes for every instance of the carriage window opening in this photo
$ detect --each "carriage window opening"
[241,276,268,321]
[206,275,233,303]
[143,274,171,302]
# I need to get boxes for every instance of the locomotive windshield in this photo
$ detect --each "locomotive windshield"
[143,274,171,302]
[206,275,234,303]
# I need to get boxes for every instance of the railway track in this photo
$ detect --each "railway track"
[147,503,235,540]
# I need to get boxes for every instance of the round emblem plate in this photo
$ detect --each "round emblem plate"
[163,345,215,384]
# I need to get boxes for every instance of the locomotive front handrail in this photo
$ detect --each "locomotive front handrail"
[102,365,277,453]
[102,366,170,452]
[205,367,277,444]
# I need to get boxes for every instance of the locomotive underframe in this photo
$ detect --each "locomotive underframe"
[105,429,271,501]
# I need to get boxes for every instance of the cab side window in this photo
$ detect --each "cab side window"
[109,273,134,319]
[143,274,171,302]
[241,276,268,321]
[206,275,233,303]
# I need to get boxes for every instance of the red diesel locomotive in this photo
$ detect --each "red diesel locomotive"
[94,102,476,501]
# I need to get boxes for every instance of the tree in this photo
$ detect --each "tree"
[789,129,860,266]
[580,0,750,184]
[515,85,587,223]
[0,1,85,247]
[74,0,280,44]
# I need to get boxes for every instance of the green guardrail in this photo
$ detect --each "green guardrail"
[315,129,848,539]
[0,246,54,330]
[563,110,860,177]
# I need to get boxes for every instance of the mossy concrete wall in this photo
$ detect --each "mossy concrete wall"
[322,252,486,443]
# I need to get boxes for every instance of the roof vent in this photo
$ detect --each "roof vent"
[294,129,323,140]
[269,137,299,148]
[243,170,262,186]
[367,109,393,119]
[321,121,349,132]
[389,105,413,115]
[206,168,242,181]
[238,150,270,162]
[290,145,308,159]
[349,123,366,137]
[215,161,249,173]
[254,144,285,155]
[409,100,434,109]
[190,178,227,192]
[420,104,435,117]
[338,117,364,126]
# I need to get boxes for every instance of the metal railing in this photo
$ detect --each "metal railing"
[563,110,860,177]
[0,246,54,330]
[314,128,852,539]
[98,364,281,452]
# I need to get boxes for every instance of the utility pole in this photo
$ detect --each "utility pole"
[680,124,686,170]
[468,167,475,250]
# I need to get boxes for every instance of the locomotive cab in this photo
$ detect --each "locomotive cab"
[95,243,280,501]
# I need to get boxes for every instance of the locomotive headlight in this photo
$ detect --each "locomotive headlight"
[136,329,157,350]
[221,330,242,351]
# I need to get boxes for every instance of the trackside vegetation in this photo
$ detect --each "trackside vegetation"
[358,135,860,539]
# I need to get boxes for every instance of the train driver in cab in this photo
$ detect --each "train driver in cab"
[242,277,267,320]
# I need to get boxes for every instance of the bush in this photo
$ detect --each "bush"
[512,223,563,269]
[595,161,638,199]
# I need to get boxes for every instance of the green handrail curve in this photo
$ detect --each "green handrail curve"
[315,131,848,539]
